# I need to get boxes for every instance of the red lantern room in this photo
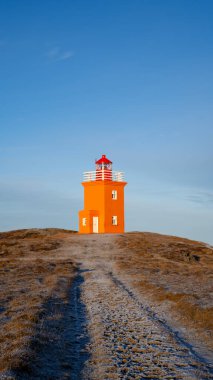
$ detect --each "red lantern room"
[95,154,112,181]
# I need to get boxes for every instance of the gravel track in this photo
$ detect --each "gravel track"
[69,235,213,380]
[1,232,212,380]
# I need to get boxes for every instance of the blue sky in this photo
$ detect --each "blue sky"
[0,0,213,244]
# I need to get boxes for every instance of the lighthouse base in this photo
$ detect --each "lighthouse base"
[79,210,99,234]
[78,180,126,234]
[78,209,124,234]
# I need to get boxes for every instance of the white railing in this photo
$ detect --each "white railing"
[83,170,125,182]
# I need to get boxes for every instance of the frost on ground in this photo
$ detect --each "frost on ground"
[0,230,212,379]
[73,234,213,380]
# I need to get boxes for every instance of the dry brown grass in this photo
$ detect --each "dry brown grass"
[0,228,76,375]
[116,232,213,349]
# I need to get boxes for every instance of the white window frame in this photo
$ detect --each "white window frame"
[112,216,118,226]
[82,217,87,226]
[112,190,117,200]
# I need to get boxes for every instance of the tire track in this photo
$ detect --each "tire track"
[109,271,213,377]
[81,262,213,379]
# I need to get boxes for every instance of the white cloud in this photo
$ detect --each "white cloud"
[46,46,74,62]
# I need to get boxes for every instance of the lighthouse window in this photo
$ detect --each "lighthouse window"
[112,190,117,200]
[82,218,87,226]
[112,216,118,225]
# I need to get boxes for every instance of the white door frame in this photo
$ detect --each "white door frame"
[93,216,99,233]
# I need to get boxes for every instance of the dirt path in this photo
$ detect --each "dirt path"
[65,234,213,380]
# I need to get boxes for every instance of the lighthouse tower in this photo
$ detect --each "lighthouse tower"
[79,154,127,234]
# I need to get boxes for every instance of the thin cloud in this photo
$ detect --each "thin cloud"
[58,51,73,61]
[186,191,213,206]
[132,180,213,208]
[0,180,80,232]
[46,46,74,62]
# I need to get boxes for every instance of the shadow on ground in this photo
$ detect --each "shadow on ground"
[12,272,90,380]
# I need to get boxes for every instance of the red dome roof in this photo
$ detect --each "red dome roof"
[95,154,112,164]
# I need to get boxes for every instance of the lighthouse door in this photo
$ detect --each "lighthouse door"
[93,217,99,233]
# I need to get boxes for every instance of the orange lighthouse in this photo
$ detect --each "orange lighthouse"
[79,154,127,234]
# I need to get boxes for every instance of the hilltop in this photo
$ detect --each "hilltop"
[0,229,212,379]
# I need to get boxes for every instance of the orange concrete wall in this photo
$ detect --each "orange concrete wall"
[104,182,126,233]
[83,182,106,233]
[83,182,105,210]
[78,209,99,234]
[79,181,127,234]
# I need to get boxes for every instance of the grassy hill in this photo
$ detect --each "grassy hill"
[0,229,212,377]
[115,232,213,354]
[0,229,77,376]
